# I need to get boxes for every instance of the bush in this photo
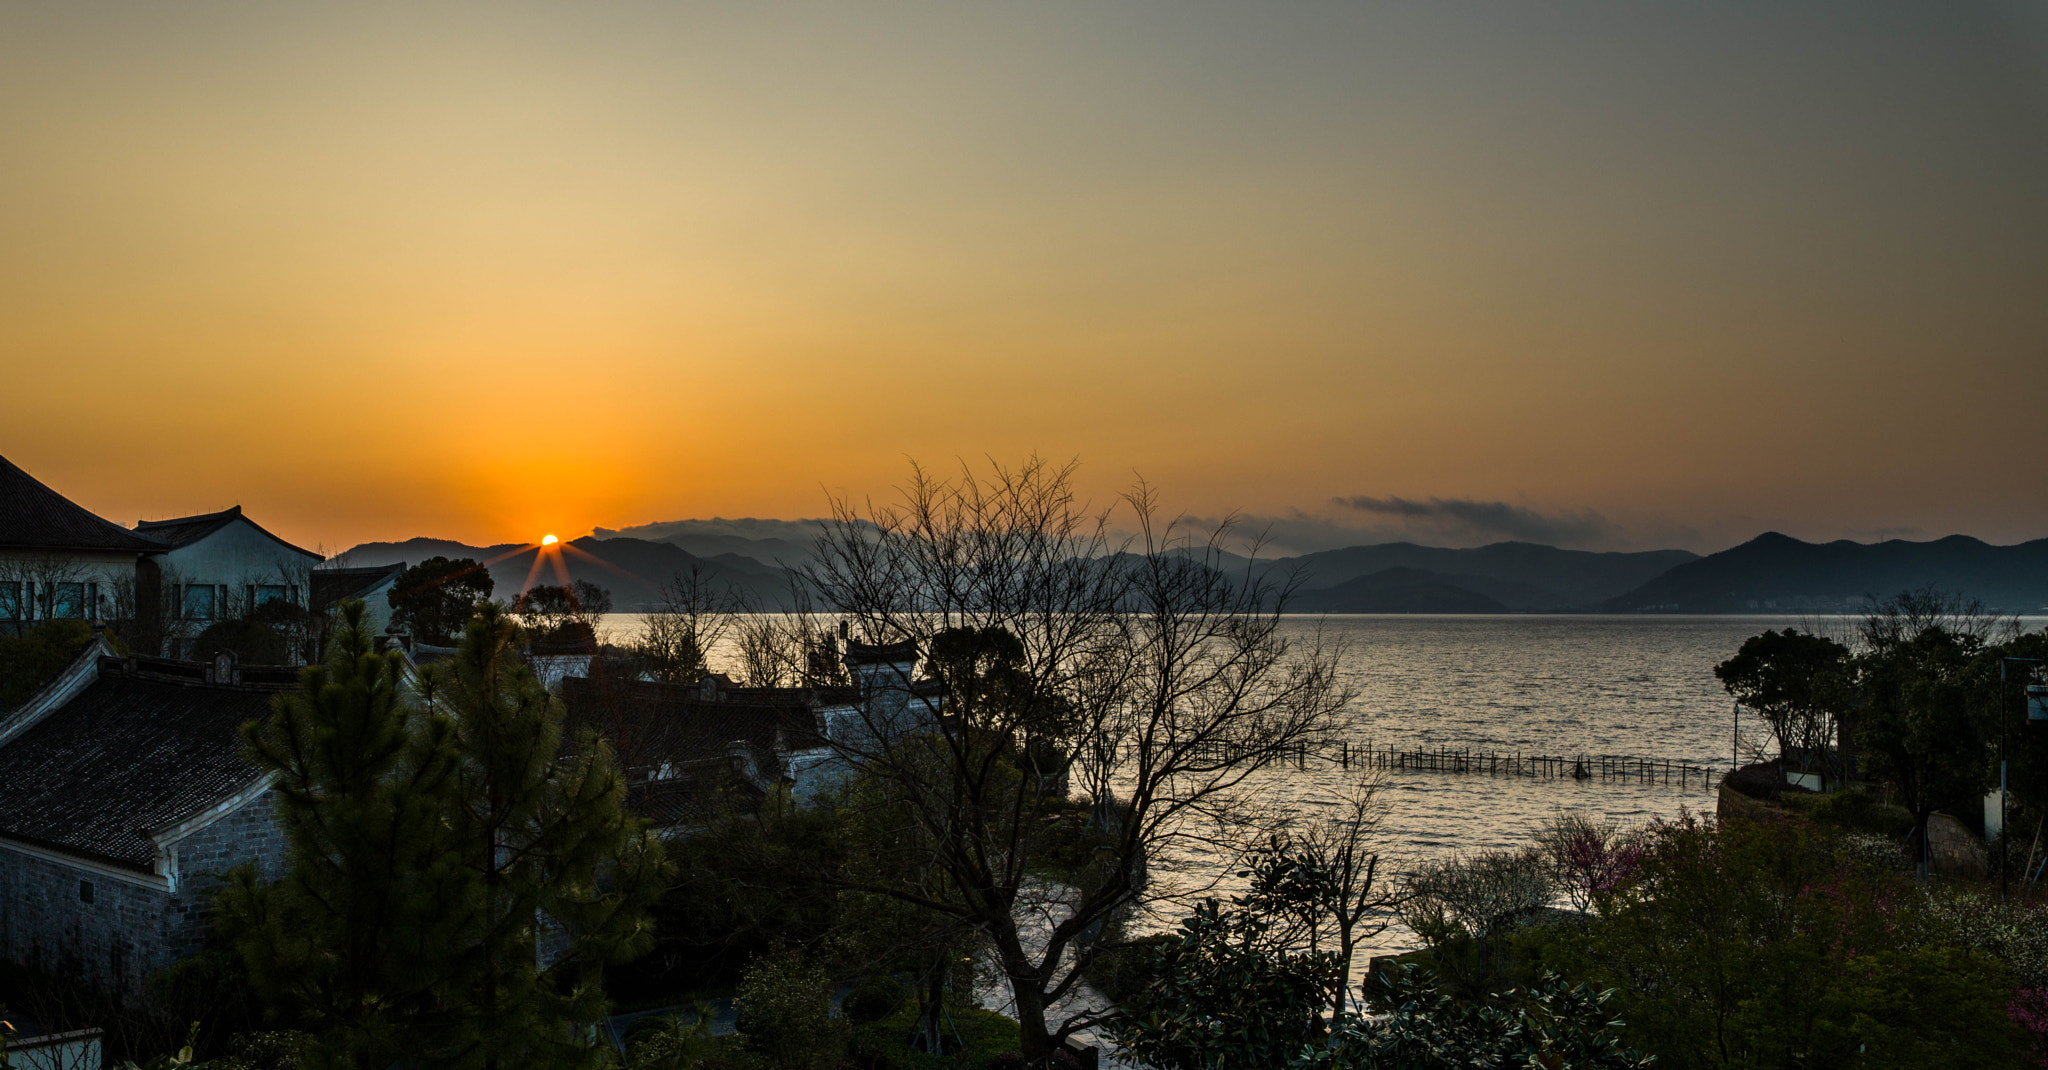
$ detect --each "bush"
[0,618,94,709]
[1807,789,1915,840]
[215,1031,312,1070]
[732,952,841,1070]
[1400,848,1553,996]
[842,976,908,1025]
[1299,964,1653,1070]
[1079,934,1176,1005]
[626,1010,717,1070]
[1565,812,2027,1069]
[1724,761,1814,802]
[849,999,1021,1070]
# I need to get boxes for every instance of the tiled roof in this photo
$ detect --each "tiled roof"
[0,659,285,872]
[311,563,405,612]
[561,673,826,773]
[842,639,919,665]
[628,771,766,826]
[136,506,322,562]
[0,454,165,553]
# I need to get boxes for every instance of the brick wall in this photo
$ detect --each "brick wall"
[0,791,285,998]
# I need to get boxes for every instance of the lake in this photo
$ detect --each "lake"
[598,611,2043,956]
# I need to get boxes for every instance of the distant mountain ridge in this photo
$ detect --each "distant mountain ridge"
[1598,532,2048,614]
[330,526,2048,616]
[1275,542,1697,612]
[331,535,795,610]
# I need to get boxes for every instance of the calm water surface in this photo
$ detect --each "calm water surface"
[602,612,2044,957]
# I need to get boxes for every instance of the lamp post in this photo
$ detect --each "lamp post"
[1999,657,2045,901]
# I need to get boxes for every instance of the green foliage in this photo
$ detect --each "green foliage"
[1563,811,2025,1069]
[386,557,493,645]
[731,953,842,1070]
[1399,848,1553,997]
[220,600,469,1069]
[1715,628,1852,771]
[1080,935,1177,1006]
[623,1010,716,1070]
[1297,964,1652,1070]
[145,948,264,1059]
[1803,789,1914,841]
[1917,887,2048,991]
[847,999,1021,1070]
[842,977,909,1025]
[213,1031,313,1070]
[514,581,611,646]
[192,599,314,665]
[1108,896,1341,1070]
[1851,590,2001,854]
[223,600,670,1070]
[425,602,671,1066]
[637,796,850,992]
[0,617,92,708]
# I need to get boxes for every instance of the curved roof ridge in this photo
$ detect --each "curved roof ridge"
[0,453,166,553]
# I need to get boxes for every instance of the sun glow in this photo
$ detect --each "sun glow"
[541,534,559,546]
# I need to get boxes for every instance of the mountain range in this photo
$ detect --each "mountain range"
[332,526,2048,615]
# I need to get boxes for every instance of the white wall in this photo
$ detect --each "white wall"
[0,548,138,630]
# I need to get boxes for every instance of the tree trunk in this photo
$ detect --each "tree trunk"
[1010,977,1053,1064]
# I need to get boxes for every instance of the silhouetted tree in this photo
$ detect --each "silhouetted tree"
[1853,588,2013,871]
[225,600,668,1070]
[633,564,742,684]
[1715,628,1854,783]
[389,557,494,645]
[806,457,1348,1062]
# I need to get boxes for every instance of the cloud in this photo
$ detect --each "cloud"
[1330,495,1617,548]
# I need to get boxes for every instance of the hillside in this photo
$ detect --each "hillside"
[1598,532,2048,613]
[1290,567,1512,613]
[331,535,799,610]
[1276,542,1698,611]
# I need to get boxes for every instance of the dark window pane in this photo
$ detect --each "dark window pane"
[51,582,86,619]
[183,585,216,621]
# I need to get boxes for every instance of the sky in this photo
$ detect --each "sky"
[3,2,2045,557]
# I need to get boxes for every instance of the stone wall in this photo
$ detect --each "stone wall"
[0,791,285,998]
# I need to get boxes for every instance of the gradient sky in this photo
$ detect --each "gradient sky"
[4,2,2045,556]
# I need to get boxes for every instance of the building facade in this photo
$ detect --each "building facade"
[0,651,291,997]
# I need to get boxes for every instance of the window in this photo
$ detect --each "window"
[49,582,87,619]
[253,584,292,608]
[182,584,217,620]
[79,879,94,904]
[0,582,19,621]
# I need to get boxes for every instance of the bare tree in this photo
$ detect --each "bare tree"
[1244,772,1404,1020]
[1400,847,1554,995]
[1535,811,1646,914]
[0,553,92,638]
[804,457,1350,1062]
[634,564,745,684]
[726,574,848,688]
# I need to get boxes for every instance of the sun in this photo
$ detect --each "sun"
[541,534,559,546]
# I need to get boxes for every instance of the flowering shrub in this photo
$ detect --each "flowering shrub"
[2012,988,2048,1067]
[1536,812,1647,913]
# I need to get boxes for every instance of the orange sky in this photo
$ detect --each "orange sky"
[4,3,2045,555]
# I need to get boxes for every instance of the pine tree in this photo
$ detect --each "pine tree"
[422,601,669,1070]
[225,600,669,1070]
[222,600,470,1069]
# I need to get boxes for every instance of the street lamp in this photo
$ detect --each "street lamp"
[2000,657,2044,901]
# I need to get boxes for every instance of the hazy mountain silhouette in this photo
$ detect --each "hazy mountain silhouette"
[1597,532,2048,613]
[590,517,833,569]
[332,535,797,610]
[1274,542,1697,611]
[1290,567,1512,613]
[333,526,2048,617]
